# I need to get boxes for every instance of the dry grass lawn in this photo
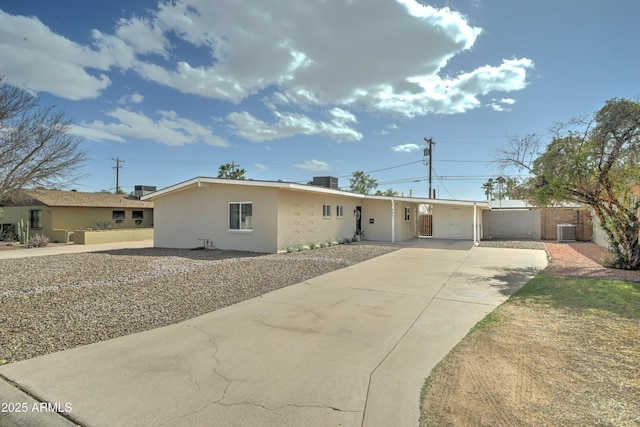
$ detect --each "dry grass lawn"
[420,247,640,426]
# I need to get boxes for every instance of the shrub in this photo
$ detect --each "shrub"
[92,221,114,230]
[27,233,50,248]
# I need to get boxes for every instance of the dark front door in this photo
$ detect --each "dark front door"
[355,206,362,231]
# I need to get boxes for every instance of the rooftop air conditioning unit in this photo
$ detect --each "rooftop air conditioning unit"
[557,223,577,242]
[311,176,338,190]
[135,185,157,198]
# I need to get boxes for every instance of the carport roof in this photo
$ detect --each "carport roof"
[142,176,488,208]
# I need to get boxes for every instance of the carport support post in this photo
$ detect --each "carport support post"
[473,202,478,246]
[391,198,395,243]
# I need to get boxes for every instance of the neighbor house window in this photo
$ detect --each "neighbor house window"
[112,211,125,221]
[30,210,42,229]
[229,202,252,231]
[322,204,332,218]
[336,205,344,217]
[404,207,410,221]
[132,211,144,219]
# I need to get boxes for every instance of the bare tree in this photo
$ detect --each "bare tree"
[0,76,86,200]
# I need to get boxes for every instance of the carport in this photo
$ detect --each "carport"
[360,197,489,245]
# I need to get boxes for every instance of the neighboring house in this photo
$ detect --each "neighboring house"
[0,189,154,243]
[142,177,488,253]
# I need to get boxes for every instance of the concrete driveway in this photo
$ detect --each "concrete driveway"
[0,243,547,426]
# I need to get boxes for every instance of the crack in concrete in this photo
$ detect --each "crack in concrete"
[160,323,363,425]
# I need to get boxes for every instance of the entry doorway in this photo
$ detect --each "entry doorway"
[418,204,433,238]
[448,207,463,238]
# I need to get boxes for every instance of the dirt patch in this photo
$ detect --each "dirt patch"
[420,242,640,426]
[545,241,640,282]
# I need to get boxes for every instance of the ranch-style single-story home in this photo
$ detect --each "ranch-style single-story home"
[142,177,489,253]
[0,189,154,243]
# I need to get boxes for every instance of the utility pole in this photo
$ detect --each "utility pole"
[112,157,125,194]
[424,137,435,199]
[230,160,239,174]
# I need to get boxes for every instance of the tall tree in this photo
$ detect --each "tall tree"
[496,98,640,269]
[481,178,495,200]
[349,170,378,194]
[0,76,86,200]
[375,188,398,196]
[217,162,246,180]
[495,176,507,200]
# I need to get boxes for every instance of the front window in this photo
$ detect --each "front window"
[30,210,42,228]
[404,207,410,221]
[323,204,331,218]
[132,211,144,219]
[112,211,125,221]
[336,205,344,217]
[229,202,253,231]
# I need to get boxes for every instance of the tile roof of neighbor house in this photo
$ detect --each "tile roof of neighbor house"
[18,189,153,208]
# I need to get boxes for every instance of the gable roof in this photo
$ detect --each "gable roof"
[5,189,153,208]
[142,176,488,208]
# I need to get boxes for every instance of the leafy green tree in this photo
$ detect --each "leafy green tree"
[349,170,378,194]
[495,176,507,200]
[375,188,398,196]
[482,177,522,200]
[481,178,495,200]
[497,98,640,269]
[217,163,246,180]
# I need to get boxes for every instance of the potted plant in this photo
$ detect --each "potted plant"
[354,229,365,241]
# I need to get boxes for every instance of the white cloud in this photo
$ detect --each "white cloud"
[114,16,169,58]
[73,108,229,147]
[293,159,331,172]
[253,163,268,172]
[227,109,362,142]
[392,143,421,152]
[118,92,144,105]
[0,0,535,141]
[0,10,111,99]
[488,96,518,112]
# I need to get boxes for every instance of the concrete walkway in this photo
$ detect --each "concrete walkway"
[0,240,153,260]
[0,243,547,426]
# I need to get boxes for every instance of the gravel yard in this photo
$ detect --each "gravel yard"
[478,239,546,250]
[0,244,398,363]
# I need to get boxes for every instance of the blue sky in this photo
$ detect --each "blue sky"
[0,0,637,200]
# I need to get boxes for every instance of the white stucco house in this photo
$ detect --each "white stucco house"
[141,177,489,253]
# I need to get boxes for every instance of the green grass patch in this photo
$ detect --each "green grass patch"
[510,275,640,319]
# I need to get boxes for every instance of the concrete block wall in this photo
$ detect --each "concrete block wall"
[74,228,154,244]
[483,210,541,240]
[540,209,592,241]
[483,208,593,241]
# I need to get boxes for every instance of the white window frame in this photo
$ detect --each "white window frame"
[336,205,344,218]
[404,207,410,221]
[322,204,332,218]
[228,202,253,232]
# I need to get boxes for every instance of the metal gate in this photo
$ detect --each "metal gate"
[419,214,433,237]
